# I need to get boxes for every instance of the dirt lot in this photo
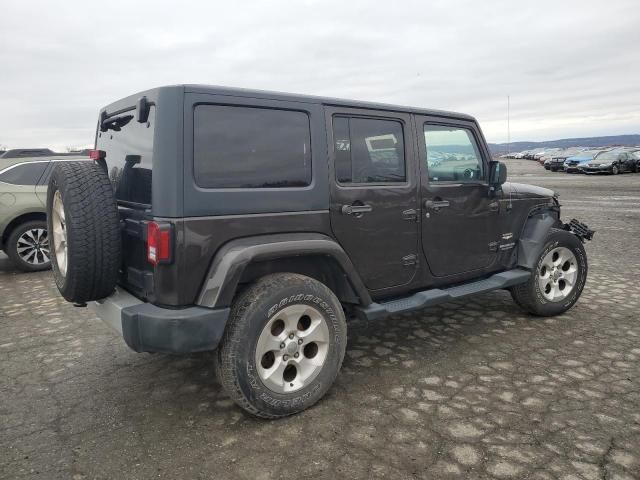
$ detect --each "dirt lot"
[1,159,639,480]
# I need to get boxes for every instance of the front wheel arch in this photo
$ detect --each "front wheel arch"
[516,211,563,270]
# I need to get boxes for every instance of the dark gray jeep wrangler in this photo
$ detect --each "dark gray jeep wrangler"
[47,85,593,418]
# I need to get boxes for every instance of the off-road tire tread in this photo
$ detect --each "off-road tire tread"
[47,162,121,303]
[6,220,51,272]
[215,273,347,419]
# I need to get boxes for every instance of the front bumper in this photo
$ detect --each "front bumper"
[580,165,610,174]
[90,288,229,354]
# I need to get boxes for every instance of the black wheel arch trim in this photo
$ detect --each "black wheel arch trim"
[196,233,372,308]
[516,204,592,270]
[516,207,562,270]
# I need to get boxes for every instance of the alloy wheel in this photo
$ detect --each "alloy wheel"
[537,246,578,302]
[255,304,330,393]
[51,190,68,277]
[16,228,50,266]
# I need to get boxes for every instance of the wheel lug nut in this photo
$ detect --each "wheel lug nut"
[283,354,289,361]
[280,343,286,349]
[289,333,294,339]
[298,339,303,345]
[294,352,299,358]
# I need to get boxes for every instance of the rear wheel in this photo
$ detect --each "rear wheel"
[216,273,347,418]
[5,220,51,272]
[511,229,587,316]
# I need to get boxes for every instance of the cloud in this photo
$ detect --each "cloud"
[1,0,638,149]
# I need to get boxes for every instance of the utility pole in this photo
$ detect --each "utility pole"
[507,95,511,156]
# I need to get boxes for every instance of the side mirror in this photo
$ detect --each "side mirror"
[489,161,507,189]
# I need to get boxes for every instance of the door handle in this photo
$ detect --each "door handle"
[425,199,450,211]
[341,204,373,215]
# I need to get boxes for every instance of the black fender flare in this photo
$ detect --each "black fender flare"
[516,211,562,270]
[196,233,372,308]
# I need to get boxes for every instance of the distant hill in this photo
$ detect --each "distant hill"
[488,134,640,155]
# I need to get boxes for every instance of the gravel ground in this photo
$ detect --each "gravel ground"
[1,159,639,480]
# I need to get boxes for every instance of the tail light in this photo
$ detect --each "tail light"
[88,149,106,161]
[147,221,172,265]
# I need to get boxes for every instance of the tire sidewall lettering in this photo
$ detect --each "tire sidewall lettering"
[242,290,343,412]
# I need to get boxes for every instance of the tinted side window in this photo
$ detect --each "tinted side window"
[0,162,48,185]
[333,117,406,184]
[194,105,311,189]
[424,125,484,182]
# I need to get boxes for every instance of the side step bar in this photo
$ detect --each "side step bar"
[354,269,531,321]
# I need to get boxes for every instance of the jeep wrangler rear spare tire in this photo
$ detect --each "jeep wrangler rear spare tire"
[511,228,587,316]
[216,273,347,418]
[47,162,121,303]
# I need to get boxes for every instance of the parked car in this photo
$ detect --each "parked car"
[545,148,585,171]
[627,149,640,171]
[580,149,638,174]
[563,150,607,173]
[538,149,562,166]
[0,154,88,271]
[45,85,593,418]
[0,148,56,159]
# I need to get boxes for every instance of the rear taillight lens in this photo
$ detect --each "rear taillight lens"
[147,221,172,265]
[88,149,106,161]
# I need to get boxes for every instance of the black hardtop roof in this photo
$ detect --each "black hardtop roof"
[103,84,476,122]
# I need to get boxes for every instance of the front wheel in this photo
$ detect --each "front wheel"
[216,273,347,418]
[511,229,588,316]
[611,164,619,175]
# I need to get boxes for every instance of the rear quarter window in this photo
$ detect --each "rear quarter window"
[193,105,312,189]
[97,106,155,206]
[0,162,48,185]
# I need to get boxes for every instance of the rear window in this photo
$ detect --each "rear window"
[193,105,311,189]
[0,162,48,185]
[97,106,155,205]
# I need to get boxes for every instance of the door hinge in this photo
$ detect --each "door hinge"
[402,254,418,266]
[402,208,418,221]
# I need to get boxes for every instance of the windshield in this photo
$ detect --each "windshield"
[96,106,155,206]
[595,151,620,162]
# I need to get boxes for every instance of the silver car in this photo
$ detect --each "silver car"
[0,151,88,271]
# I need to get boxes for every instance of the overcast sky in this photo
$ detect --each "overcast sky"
[1,0,638,150]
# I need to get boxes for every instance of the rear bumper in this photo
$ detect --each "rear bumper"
[90,288,229,354]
